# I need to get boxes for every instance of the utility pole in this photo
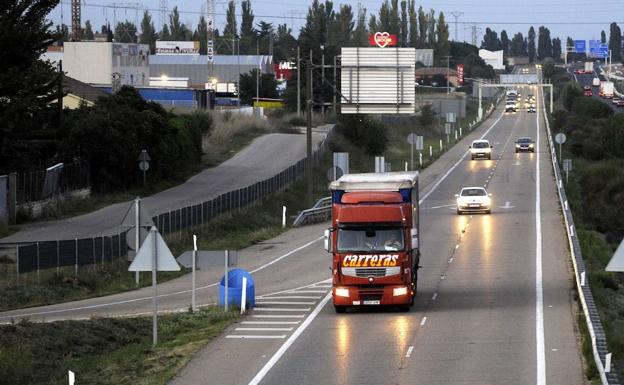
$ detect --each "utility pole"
[333,55,337,114]
[256,39,260,115]
[207,0,214,81]
[58,60,63,131]
[306,60,314,207]
[321,45,325,117]
[160,0,168,33]
[450,11,463,42]
[71,0,81,41]
[297,46,301,116]
[445,55,452,94]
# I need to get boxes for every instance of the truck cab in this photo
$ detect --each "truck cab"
[325,172,420,313]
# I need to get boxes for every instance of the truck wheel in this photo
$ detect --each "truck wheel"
[457,209,462,215]
[485,209,491,214]
[487,154,491,160]
[334,306,346,313]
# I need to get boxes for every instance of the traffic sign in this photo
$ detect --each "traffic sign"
[574,40,586,54]
[128,227,180,272]
[606,238,624,272]
[407,133,418,145]
[589,40,608,58]
[139,161,150,171]
[177,250,238,269]
[446,112,456,123]
[555,133,567,144]
[563,159,573,172]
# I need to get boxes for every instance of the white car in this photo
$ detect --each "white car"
[455,187,492,214]
[470,139,493,160]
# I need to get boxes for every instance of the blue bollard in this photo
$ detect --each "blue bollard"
[219,269,255,308]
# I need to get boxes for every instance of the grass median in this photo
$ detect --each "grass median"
[0,307,238,385]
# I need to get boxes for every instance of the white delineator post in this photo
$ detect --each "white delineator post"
[282,206,287,228]
[134,197,140,286]
[224,250,229,312]
[192,234,197,312]
[241,276,247,314]
[152,227,158,347]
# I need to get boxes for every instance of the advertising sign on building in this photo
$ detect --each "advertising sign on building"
[207,40,214,62]
[155,41,200,55]
[368,32,397,48]
[274,62,294,81]
[456,64,464,85]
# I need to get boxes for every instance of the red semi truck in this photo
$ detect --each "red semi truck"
[324,172,420,312]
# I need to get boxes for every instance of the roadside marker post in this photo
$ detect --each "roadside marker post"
[68,370,75,385]
[225,250,229,312]
[192,235,197,312]
[241,276,248,314]
[282,206,287,228]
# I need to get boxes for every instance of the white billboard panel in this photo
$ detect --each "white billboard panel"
[155,41,200,55]
[499,74,539,84]
[341,47,416,114]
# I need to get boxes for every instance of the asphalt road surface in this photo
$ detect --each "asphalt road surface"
[568,62,622,111]
[0,131,326,243]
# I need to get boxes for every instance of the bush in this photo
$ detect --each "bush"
[336,114,388,155]
[288,115,306,127]
[572,97,614,119]
[561,83,583,111]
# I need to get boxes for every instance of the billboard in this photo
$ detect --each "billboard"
[456,64,464,85]
[368,32,398,48]
[155,41,200,55]
[574,40,586,54]
[341,47,415,114]
[274,62,294,81]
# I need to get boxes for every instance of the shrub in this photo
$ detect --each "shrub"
[336,114,388,155]
[572,97,614,119]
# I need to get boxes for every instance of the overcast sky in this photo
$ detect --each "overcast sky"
[49,0,623,44]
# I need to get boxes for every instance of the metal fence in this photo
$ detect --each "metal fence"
[2,133,330,280]
[152,143,326,236]
[16,160,90,204]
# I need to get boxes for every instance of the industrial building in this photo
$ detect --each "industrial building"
[149,54,273,89]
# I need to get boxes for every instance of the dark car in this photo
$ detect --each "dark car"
[515,137,535,153]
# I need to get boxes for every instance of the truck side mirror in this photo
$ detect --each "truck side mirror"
[410,228,418,250]
[323,229,332,253]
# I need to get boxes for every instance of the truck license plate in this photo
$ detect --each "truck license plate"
[363,300,380,305]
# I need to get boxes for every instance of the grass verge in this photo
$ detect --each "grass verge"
[0,307,238,385]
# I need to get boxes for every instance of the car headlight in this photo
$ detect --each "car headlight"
[393,287,408,296]
[335,288,350,298]
[484,197,491,207]
[529,144,534,148]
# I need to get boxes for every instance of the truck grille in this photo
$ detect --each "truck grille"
[341,266,400,278]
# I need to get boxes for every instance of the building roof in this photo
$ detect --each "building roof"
[415,67,458,76]
[150,54,273,66]
[64,76,108,104]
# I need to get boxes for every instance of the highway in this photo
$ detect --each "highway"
[568,62,622,111]
[0,73,586,384]
[170,80,585,384]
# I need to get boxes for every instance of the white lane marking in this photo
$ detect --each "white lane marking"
[235,327,294,332]
[432,292,438,300]
[257,296,321,300]
[448,257,454,263]
[255,301,316,305]
[406,345,414,358]
[258,279,331,298]
[287,290,328,294]
[226,335,286,339]
[455,244,459,250]
[312,285,332,288]
[536,86,546,385]
[254,307,311,312]
[247,292,332,385]
[252,315,305,319]
[418,109,506,204]
[420,317,428,326]
[499,201,515,209]
[0,238,325,321]
[429,204,456,209]
[242,321,300,325]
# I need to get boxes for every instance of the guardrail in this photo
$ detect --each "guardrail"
[541,88,620,384]
[292,196,332,226]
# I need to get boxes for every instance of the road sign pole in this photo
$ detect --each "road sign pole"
[192,234,197,312]
[152,227,158,347]
[559,142,562,164]
[306,60,313,207]
[419,152,422,167]
[135,198,140,286]
[224,250,229,312]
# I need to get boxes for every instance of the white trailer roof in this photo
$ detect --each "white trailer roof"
[329,172,418,191]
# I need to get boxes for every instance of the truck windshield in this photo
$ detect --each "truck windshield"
[337,226,404,252]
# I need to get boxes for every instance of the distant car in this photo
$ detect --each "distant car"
[470,139,493,160]
[614,99,624,107]
[455,187,492,215]
[583,85,591,91]
[612,97,620,105]
[527,105,536,113]
[515,137,535,153]
[584,89,593,97]
[574,69,583,74]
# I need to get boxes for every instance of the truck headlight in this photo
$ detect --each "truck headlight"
[335,288,350,298]
[393,287,408,296]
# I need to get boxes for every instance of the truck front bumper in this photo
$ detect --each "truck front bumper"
[332,284,413,306]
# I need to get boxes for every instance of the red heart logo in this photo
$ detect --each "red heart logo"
[374,32,391,48]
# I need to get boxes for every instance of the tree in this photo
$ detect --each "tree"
[601,30,606,44]
[223,0,237,39]
[376,1,391,32]
[407,0,418,47]
[328,4,354,50]
[168,6,190,41]
[84,20,94,40]
[139,11,157,52]
[238,69,278,105]
[56,23,69,43]
[193,16,208,55]
[389,0,400,37]
[399,0,408,47]
[0,0,63,173]
[114,21,137,43]
[510,32,524,57]
[240,0,255,54]
[500,30,509,56]
[435,12,449,64]
[353,5,368,46]
[417,6,427,48]
[609,22,622,62]
[537,26,552,59]
[273,24,297,62]
[256,21,274,54]
[552,37,562,62]
[562,83,583,111]
[426,10,435,46]
[528,26,536,62]
[481,28,500,51]
[160,24,171,41]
